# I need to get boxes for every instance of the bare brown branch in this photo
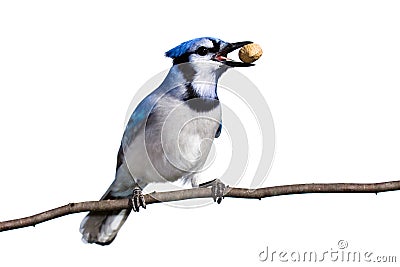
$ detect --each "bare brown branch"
[1,180,400,232]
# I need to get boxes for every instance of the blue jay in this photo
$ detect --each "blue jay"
[80,37,254,245]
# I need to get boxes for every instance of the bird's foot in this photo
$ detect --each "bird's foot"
[199,179,226,204]
[131,186,146,212]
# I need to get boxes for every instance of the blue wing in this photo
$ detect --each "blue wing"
[215,121,222,138]
[122,96,155,146]
[116,93,157,170]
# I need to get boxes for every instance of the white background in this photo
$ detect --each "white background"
[1,0,400,266]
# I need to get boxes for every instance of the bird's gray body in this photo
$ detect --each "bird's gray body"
[113,65,222,195]
[80,37,253,245]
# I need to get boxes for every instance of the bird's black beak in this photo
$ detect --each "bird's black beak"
[213,41,254,67]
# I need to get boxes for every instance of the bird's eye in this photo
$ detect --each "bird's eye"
[196,46,209,56]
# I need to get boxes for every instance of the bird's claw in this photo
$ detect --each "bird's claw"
[200,179,226,204]
[212,179,226,204]
[131,187,146,212]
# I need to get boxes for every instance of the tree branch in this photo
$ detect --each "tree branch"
[1,180,400,232]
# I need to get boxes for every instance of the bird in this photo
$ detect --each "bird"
[80,37,254,245]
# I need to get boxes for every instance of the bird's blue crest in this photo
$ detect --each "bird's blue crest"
[165,37,222,58]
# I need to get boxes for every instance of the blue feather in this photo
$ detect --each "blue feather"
[215,121,222,138]
[165,37,222,58]
[121,94,157,148]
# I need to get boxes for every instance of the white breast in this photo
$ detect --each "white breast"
[124,95,221,185]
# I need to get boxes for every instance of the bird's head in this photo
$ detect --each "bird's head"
[165,37,254,68]
[165,37,254,99]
